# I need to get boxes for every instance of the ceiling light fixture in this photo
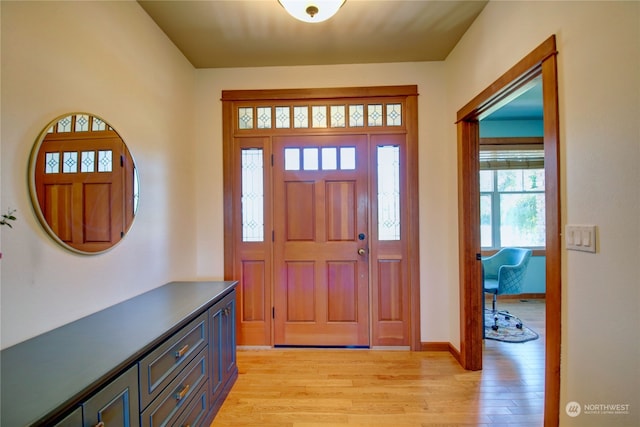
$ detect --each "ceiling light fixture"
[278,0,346,23]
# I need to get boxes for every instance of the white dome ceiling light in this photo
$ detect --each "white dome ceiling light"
[278,0,346,23]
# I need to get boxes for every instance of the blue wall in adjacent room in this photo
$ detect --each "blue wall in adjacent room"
[480,119,543,138]
[481,118,546,295]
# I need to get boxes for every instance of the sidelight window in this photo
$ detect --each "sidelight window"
[377,145,400,240]
[241,149,264,242]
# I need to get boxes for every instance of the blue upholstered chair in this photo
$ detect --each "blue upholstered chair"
[482,247,532,331]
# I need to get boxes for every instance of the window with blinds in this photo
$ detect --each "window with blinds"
[480,140,545,248]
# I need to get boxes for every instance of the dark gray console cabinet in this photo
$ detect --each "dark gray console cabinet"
[209,290,236,413]
[0,281,237,427]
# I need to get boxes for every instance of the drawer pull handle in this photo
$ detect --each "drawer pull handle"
[175,344,189,358]
[94,422,105,427]
[175,384,190,401]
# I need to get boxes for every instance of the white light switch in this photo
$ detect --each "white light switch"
[565,225,597,253]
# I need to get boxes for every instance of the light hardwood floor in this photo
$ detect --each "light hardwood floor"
[212,298,545,427]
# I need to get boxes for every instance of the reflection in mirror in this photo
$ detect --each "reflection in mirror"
[29,113,139,254]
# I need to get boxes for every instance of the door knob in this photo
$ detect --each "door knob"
[357,248,366,256]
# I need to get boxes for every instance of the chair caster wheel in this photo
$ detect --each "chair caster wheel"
[492,325,499,331]
[516,323,523,329]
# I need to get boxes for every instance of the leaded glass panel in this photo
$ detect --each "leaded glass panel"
[257,107,272,129]
[241,149,264,242]
[238,107,254,129]
[330,105,346,128]
[98,150,113,172]
[293,106,309,128]
[275,106,290,128]
[58,116,73,132]
[76,114,90,132]
[45,152,60,174]
[377,145,400,240]
[368,104,383,127]
[340,147,356,170]
[81,151,95,172]
[285,148,300,170]
[92,116,107,131]
[63,152,78,173]
[349,105,364,127]
[312,106,327,128]
[386,104,402,126]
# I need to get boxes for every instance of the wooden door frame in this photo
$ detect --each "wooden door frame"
[456,35,561,427]
[222,86,421,350]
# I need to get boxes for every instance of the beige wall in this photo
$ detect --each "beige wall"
[0,1,199,348]
[192,63,457,346]
[446,1,639,425]
[1,1,638,425]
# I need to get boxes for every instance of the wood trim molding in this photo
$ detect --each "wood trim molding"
[480,137,543,146]
[492,293,546,300]
[541,47,562,427]
[222,85,418,102]
[456,36,557,122]
[421,342,463,365]
[421,342,450,351]
[456,34,561,427]
[457,119,483,371]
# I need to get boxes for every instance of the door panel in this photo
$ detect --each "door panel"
[285,182,315,240]
[273,135,369,346]
[35,136,126,252]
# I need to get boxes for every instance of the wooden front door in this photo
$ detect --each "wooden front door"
[34,133,128,253]
[272,135,370,346]
[222,86,421,350]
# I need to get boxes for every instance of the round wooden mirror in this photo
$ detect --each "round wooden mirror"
[28,113,139,254]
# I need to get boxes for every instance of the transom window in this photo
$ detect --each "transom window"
[284,146,356,171]
[43,114,116,175]
[238,103,402,130]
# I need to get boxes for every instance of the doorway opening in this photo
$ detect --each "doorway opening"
[456,35,561,426]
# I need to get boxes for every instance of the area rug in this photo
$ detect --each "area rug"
[484,310,539,343]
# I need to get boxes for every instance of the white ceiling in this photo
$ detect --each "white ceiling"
[138,0,489,69]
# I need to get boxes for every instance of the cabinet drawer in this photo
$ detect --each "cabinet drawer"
[174,381,209,427]
[139,312,208,409]
[83,365,139,427]
[140,348,208,427]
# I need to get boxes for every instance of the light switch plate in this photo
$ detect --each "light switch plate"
[565,224,597,253]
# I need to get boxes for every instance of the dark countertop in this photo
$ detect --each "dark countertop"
[0,280,237,426]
